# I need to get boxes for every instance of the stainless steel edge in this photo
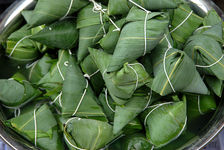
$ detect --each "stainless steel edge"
[0,0,36,43]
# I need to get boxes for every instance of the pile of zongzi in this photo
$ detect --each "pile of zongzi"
[0,0,223,149]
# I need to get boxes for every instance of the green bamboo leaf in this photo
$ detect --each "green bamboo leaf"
[152,48,208,96]
[7,104,64,150]
[108,0,130,16]
[22,0,89,27]
[170,4,203,45]
[109,133,153,150]
[126,7,164,22]
[205,76,223,97]
[141,100,187,148]
[0,79,41,107]
[61,56,107,121]
[80,55,105,95]
[184,34,224,80]
[107,18,169,72]
[113,95,150,134]
[65,118,115,150]
[27,54,53,84]
[99,18,125,54]
[186,94,216,123]
[6,25,46,63]
[77,4,109,61]
[89,48,152,104]
[30,19,79,49]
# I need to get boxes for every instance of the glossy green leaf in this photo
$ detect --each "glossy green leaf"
[80,55,105,95]
[77,4,109,61]
[27,54,53,84]
[61,56,107,121]
[170,4,203,44]
[89,48,152,104]
[6,25,45,63]
[184,34,224,80]
[205,76,223,97]
[38,50,70,95]
[22,0,89,27]
[7,104,64,150]
[65,118,115,150]
[99,19,125,54]
[30,19,79,49]
[186,94,217,122]
[107,18,169,72]
[141,101,187,148]
[113,95,150,134]
[152,48,208,96]
[0,79,41,107]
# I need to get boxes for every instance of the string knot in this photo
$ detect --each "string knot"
[84,74,91,80]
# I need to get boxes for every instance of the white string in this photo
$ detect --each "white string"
[170,11,193,33]
[128,0,151,56]
[9,35,32,57]
[108,18,121,32]
[72,78,89,116]
[195,54,224,68]
[89,0,120,32]
[14,108,21,117]
[50,91,63,107]
[128,63,146,71]
[129,0,149,12]
[143,11,150,56]
[26,60,39,69]
[127,64,139,90]
[151,145,154,150]
[89,69,100,78]
[68,49,72,55]
[144,90,152,110]
[99,12,107,36]
[33,107,38,147]
[64,117,86,150]
[64,61,69,67]
[163,35,176,93]
[103,69,107,78]
[144,102,173,126]
[57,62,65,81]
[194,26,212,33]
[61,0,74,20]
[105,88,115,112]
[198,95,204,115]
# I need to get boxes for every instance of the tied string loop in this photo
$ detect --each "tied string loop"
[64,117,86,150]
[163,34,176,93]
[9,35,32,57]
[105,88,115,112]
[129,0,151,56]
[195,54,224,68]
[89,0,120,33]
[72,75,89,116]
